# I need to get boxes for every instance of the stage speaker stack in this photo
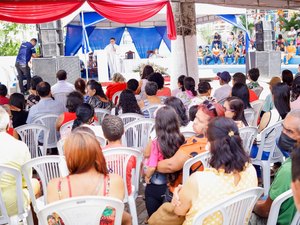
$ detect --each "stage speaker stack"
[37,20,64,57]
[32,57,80,86]
[255,21,276,51]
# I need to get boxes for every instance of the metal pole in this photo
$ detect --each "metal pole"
[245,13,252,71]
[178,3,189,76]
[81,11,89,82]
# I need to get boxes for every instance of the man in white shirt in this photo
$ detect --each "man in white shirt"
[27,81,66,124]
[104,37,121,79]
[51,70,74,96]
[213,71,232,102]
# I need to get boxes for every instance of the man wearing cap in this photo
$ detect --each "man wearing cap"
[213,71,231,102]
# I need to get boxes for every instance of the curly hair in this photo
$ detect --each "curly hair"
[118,89,142,114]
[207,117,250,173]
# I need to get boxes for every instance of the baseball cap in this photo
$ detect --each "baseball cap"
[217,71,231,83]
[267,76,281,86]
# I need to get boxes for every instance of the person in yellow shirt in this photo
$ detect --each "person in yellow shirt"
[286,41,296,64]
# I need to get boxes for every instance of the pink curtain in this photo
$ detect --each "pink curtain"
[0,1,84,24]
[88,0,177,40]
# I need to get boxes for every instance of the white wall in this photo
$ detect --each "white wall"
[0,56,17,93]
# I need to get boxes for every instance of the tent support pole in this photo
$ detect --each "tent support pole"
[179,3,189,76]
[245,13,252,70]
[81,11,89,82]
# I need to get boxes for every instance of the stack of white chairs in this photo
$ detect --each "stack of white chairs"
[15,124,50,158]
[59,119,74,139]
[122,118,155,152]
[103,147,143,225]
[21,156,69,213]
[112,91,122,105]
[37,196,124,225]
[192,187,264,225]
[118,113,144,126]
[0,165,34,225]
[250,99,264,126]
[182,151,211,184]
[94,108,111,125]
[33,114,59,149]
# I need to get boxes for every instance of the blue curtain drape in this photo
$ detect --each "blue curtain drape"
[155,26,171,51]
[127,27,163,58]
[80,12,106,27]
[218,14,250,52]
[88,27,125,50]
[65,25,95,56]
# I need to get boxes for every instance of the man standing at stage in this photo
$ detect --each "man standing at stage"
[105,37,120,80]
[15,38,37,94]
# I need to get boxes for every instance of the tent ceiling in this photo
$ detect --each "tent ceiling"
[191,0,300,9]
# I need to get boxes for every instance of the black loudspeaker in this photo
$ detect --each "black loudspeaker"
[256,42,264,51]
[255,21,263,33]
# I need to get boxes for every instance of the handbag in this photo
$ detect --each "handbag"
[150,171,167,185]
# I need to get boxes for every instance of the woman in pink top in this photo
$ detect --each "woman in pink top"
[144,106,185,217]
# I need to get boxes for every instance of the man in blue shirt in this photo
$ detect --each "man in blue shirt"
[15,38,37,94]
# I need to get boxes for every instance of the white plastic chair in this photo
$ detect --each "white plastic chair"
[141,104,162,118]
[252,86,264,98]
[0,165,34,225]
[37,196,124,225]
[96,135,107,147]
[21,156,69,213]
[15,124,49,158]
[267,189,296,225]
[118,113,144,126]
[181,130,196,138]
[182,151,211,184]
[239,126,258,154]
[292,212,300,225]
[33,114,59,149]
[94,108,111,125]
[59,120,74,139]
[244,108,255,127]
[250,99,264,126]
[192,187,264,225]
[251,120,283,196]
[112,90,122,105]
[102,147,143,225]
[122,118,155,152]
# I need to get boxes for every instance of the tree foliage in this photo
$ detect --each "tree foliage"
[278,13,300,31]
[232,15,255,37]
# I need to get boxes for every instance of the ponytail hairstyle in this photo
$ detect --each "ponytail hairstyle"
[184,77,197,97]
[72,103,95,130]
[272,83,290,119]
[207,117,249,173]
[178,75,186,91]
[155,106,185,185]
[87,81,108,100]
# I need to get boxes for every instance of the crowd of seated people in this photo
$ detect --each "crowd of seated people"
[1,64,300,225]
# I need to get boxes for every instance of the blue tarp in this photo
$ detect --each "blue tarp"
[65,11,170,57]
[218,14,250,52]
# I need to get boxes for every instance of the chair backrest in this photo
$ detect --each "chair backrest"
[96,136,106,148]
[182,151,211,184]
[52,92,68,111]
[21,156,69,212]
[239,126,258,154]
[250,99,265,126]
[118,113,144,126]
[15,123,50,158]
[102,147,142,199]
[292,212,300,225]
[192,187,264,225]
[244,108,255,127]
[141,104,162,118]
[59,120,74,139]
[122,118,155,151]
[252,86,264,98]
[125,51,135,59]
[254,120,283,161]
[267,189,294,225]
[0,165,28,224]
[37,196,124,225]
[112,91,122,106]
[33,114,59,149]
[181,130,196,138]
[94,108,111,125]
